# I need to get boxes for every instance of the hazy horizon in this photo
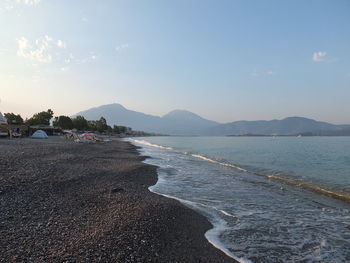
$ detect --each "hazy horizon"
[75,102,350,125]
[1,0,349,124]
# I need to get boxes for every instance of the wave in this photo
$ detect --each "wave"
[266,175,350,203]
[190,154,350,203]
[131,139,173,150]
[131,138,350,203]
[148,186,252,263]
[190,154,249,172]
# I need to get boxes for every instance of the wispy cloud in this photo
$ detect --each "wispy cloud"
[0,1,15,10]
[312,51,327,62]
[17,36,69,63]
[16,35,98,73]
[312,51,338,63]
[17,0,41,5]
[77,52,98,64]
[1,0,41,12]
[64,53,74,64]
[115,43,129,52]
[17,35,56,63]
[56,40,66,49]
[251,70,275,78]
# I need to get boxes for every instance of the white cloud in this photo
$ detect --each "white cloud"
[115,43,129,52]
[0,1,15,10]
[312,51,327,62]
[17,36,53,62]
[17,35,67,63]
[17,0,41,6]
[56,40,66,49]
[16,35,98,72]
[1,0,40,11]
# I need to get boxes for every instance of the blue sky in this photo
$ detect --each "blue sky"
[0,0,349,123]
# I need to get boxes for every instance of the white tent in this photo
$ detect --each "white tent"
[31,130,48,139]
[0,112,7,125]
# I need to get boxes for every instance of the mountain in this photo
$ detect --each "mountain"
[74,103,218,135]
[74,104,350,136]
[161,110,219,135]
[205,117,346,136]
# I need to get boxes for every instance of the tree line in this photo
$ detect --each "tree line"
[4,110,135,134]
[53,115,132,134]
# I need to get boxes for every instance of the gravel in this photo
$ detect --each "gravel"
[0,137,237,263]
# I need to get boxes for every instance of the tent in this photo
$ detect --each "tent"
[31,130,48,139]
[0,112,7,125]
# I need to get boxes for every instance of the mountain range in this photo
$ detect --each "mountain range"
[74,103,350,136]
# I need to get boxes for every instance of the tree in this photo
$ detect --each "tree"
[113,125,120,134]
[86,120,97,131]
[87,117,109,133]
[26,109,54,125]
[4,113,24,124]
[53,115,73,129]
[72,116,88,131]
[113,125,129,134]
[96,117,109,133]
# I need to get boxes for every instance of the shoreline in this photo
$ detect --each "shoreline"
[132,138,350,205]
[0,137,237,262]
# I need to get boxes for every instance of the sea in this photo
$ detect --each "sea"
[126,136,350,263]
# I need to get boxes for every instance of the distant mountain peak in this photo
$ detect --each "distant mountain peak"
[74,103,218,135]
[282,116,314,121]
[100,103,127,110]
[163,109,207,120]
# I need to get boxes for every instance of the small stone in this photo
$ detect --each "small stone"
[111,188,124,193]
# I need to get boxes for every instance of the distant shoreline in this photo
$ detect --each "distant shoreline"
[226,134,350,137]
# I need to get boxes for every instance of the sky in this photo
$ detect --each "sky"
[0,0,349,124]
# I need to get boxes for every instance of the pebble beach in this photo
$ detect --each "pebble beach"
[0,138,236,263]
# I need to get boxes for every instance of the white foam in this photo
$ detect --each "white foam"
[131,139,173,150]
[148,186,251,263]
[193,202,238,219]
[219,209,237,218]
[129,138,249,173]
[205,221,253,263]
[191,154,248,172]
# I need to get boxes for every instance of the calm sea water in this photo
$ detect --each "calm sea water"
[128,136,350,263]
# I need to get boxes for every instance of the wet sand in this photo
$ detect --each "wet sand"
[0,138,237,262]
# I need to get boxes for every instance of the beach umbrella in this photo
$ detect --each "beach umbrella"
[80,133,96,137]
